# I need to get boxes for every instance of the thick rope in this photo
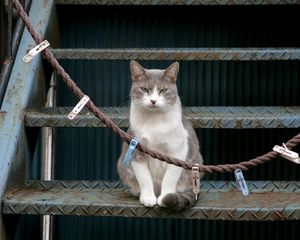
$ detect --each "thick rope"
[12,0,300,173]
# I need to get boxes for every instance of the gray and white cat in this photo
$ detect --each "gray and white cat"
[117,60,203,210]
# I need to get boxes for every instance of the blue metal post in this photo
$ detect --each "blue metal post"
[0,1,55,239]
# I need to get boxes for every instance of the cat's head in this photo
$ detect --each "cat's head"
[130,60,180,112]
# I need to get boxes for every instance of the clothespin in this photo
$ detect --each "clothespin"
[23,40,50,63]
[192,164,200,200]
[123,138,139,166]
[234,169,249,196]
[273,143,300,164]
[68,95,90,120]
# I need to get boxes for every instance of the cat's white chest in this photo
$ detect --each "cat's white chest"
[130,104,187,151]
[130,104,189,192]
[133,116,174,146]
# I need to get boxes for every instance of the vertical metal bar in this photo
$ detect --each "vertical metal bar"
[42,215,53,240]
[41,73,56,179]
[1,0,32,106]
[41,72,57,240]
[7,0,13,59]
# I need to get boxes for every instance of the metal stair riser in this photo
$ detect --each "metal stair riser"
[51,48,300,61]
[55,0,300,6]
[24,106,300,128]
[4,202,300,221]
[22,180,300,192]
[3,181,300,220]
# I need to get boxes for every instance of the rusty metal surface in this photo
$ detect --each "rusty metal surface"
[24,106,300,128]
[24,180,126,191]
[22,180,300,192]
[51,48,300,61]
[55,0,300,5]
[3,180,300,220]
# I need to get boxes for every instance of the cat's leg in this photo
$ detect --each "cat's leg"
[157,140,188,207]
[132,155,157,207]
[157,164,183,207]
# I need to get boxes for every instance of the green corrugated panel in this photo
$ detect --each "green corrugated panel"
[20,4,300,240]
[50,218,299,239]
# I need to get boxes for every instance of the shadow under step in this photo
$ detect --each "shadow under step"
[55,0,300,6]
[2,180,300,221]
[25,106,300,128]
[51,48,300,61]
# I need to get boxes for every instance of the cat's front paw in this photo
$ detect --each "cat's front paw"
[140,194,157,207]
[157,194,167,207]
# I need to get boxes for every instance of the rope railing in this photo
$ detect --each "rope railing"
[12,0,300,173]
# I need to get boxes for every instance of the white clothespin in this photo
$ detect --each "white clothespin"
[192,164,200,200]
[273,143,300,164]
[68,95,90,120]
[23,40,50,63]
[234,169,249,196]
[123,138,139,166]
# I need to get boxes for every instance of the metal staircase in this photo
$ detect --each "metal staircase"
[1,0,300,239]
[3,180,300,220]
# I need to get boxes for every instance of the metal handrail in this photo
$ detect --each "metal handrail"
[0,0,31,107]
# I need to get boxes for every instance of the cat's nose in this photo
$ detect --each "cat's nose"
[150,100,157,105]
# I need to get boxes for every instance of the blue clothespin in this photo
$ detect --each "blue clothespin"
[234,169,249,196]
[123,138,139,166]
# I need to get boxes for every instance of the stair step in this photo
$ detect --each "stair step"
[2,180,300,220]
[25,106,300,128]
[55,0,300,6]
[51,48,300,61]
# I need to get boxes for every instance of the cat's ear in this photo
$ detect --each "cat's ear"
[130,60,145,81]
[164,62,179,83]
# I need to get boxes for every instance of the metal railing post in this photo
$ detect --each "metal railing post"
[41,72,57,240]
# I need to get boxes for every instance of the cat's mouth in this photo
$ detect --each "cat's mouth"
[146,103,161,111]
[149,105,158,109]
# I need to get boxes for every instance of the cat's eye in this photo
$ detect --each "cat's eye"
[140,87,149,93]
[159,88,168,94]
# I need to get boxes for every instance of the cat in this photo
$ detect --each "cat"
[117,60,203,210]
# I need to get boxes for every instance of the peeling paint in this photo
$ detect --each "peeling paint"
[0,111,7,117]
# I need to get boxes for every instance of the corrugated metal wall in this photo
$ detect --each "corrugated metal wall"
[20,4,300,240]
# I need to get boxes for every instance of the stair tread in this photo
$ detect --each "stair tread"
[51,48,300,61]
[55,0,300,6]
[2,181,300,220]
[25,106,300,128]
